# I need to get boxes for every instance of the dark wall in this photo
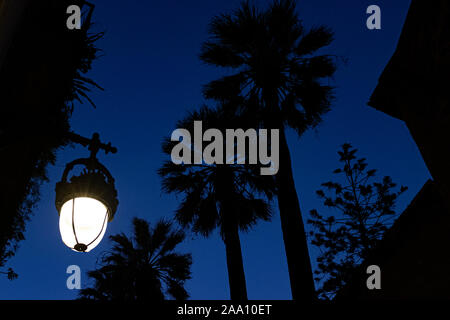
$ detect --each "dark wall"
[339,180,450,299]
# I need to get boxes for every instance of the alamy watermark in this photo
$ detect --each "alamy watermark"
[366,265,381,290]
[366,5,381,30]
[170,121,279,176]
[66,265,81,290]
[66,5,81,30]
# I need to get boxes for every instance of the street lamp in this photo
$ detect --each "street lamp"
[55,133,118,252]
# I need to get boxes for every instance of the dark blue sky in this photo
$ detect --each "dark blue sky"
[0,0,430,299]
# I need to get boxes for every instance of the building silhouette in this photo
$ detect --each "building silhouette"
[369,0,450,203]
[340,0,450,299]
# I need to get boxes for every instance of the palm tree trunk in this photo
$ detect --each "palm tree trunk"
[222,213,248,301]
[276,127,316,301]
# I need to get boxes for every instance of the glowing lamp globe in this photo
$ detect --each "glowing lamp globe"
[59,197,108,252]
[55,158,118,252]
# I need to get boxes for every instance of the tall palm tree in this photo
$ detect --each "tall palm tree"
[158,105,275,300]
[79,218,192,301]
[199,0,337,300]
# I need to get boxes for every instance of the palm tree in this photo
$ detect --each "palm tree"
[79,218,192,301]
[199,0,337,300]
[158,105,275,300]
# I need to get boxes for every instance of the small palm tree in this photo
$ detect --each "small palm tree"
[79,218,192,301]
[159,105,275,300]
[199,0,337,300]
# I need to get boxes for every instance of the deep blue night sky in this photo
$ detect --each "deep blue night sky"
[0,0,430,299]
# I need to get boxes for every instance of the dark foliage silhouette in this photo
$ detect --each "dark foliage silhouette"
[308,143,407,300]
[80,218,192,301]
[0,268,18,281]
[0,1,102,278]
[159,105,275,300]
[199,0,337,299]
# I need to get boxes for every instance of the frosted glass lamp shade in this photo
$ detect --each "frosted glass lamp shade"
[59,197,108,252]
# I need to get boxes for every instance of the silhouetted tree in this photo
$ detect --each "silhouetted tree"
[199,0,337,300]
[0,268,18,281]
[308,144,407,300]
[80,218,192,301]
[159,105,275,300]
[0,1,102,279]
